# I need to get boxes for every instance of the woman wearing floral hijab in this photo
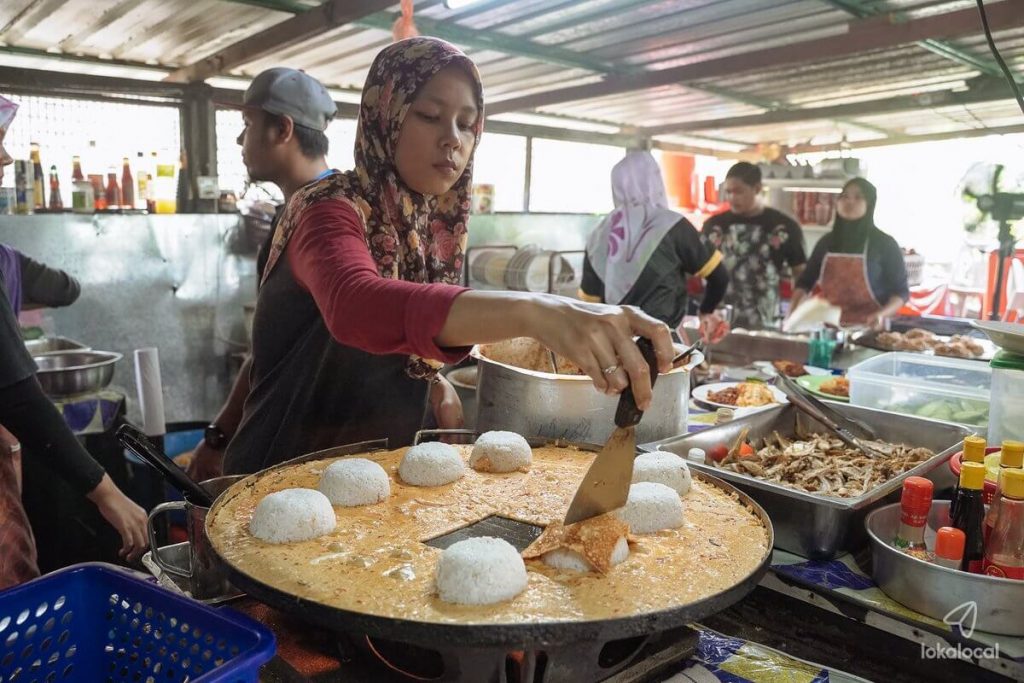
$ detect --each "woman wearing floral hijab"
[223,38,673,474]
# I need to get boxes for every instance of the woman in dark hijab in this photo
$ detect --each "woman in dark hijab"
[789,178,909,329]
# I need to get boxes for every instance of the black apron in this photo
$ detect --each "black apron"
[223,249,430,475]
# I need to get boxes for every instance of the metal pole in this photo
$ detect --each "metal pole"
[523,136,533,213]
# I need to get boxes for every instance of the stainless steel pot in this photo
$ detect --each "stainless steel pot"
[33,350,122,397]
[444,366,478,429]
[147,475,247,601]
[472,347,703,445]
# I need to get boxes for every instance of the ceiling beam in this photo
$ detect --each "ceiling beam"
[164,0,394,83]
[0,65,186,99]
[353,11,621,74]
[0,45,172,75]
[642,78,1012,136]
[0,0,66,45]
[785,123,1024,154]
[820,0,1019,82]
[487,1,1024,115]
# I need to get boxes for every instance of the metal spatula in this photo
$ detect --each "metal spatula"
[564,338,660,525]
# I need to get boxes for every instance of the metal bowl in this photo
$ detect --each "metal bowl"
[866,501,1024,636]
[33,350,122,397]
[24,336,90,356]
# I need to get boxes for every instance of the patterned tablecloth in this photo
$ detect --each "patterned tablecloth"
[50,389,125,435]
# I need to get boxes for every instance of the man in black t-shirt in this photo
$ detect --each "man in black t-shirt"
[701,162,806,330]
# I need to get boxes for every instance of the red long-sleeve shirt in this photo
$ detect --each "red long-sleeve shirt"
[287,199,470,363]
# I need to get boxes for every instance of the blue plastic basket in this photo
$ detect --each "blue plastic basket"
[0,564,275,683]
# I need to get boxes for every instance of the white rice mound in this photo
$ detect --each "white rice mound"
[249,488,336,544]
[542,537,629,572]
[318,458,390,507]
[617,482,685,534]
[399,442,465,487]
[435,537,528,605]
[469,431,532,473]
[632,451,692,495]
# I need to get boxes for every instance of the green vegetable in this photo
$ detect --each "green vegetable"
[889,397,989,426]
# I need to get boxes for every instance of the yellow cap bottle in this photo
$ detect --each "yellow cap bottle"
[1001,469,1024,499]
[960,461,986,490]
[962,436,987,463]
[1000,440,1024,469]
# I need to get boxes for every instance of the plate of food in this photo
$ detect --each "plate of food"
[753,360,830,378]
[693,381,788,410]
[795,374,850,402]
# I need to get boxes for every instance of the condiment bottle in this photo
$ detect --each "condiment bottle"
[30,142,45,210]
[952,461,986,573]
[687,448,706,465]
[105,168,122,209]
[71,179,94,214]
[47,165,63,211]
[933,527,966,570]
[984,440,1023,544]
[893,476,933,552]
[121,157,135,209]
[984,469,1024,580]
[951,436,986,519]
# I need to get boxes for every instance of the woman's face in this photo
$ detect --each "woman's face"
[837,183,868,221]
[395,65,478,196]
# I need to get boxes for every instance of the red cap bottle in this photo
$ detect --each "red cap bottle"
[894,476,933,552]
[933,527,966,569]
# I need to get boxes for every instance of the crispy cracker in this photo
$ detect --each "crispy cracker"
[522,513,630,574]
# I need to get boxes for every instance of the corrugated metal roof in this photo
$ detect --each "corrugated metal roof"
[0,0,1021,151]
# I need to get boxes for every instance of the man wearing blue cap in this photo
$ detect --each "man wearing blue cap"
[189,68,339,481]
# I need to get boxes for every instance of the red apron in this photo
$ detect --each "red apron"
[817,246,881,325]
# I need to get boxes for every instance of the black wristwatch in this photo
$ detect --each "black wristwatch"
[204,423,228,450]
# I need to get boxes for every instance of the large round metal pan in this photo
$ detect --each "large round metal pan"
[207,435,773,648]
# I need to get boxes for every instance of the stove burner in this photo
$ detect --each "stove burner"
[341,626,700,682]
[422,515,544,552]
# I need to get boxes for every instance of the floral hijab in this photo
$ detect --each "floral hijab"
[261,37,483,380]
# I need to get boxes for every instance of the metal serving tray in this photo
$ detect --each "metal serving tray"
[641,403,973,559]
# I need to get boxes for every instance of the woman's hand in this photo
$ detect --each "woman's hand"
[523,297,674,411]
[429,374,464,429]
[698,313,730,344]
[86,475,149,562]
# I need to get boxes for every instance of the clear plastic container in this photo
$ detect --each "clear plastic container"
[848,352,991,429]
[989,350,1024,444]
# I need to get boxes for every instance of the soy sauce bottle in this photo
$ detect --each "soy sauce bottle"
[951,436,986,519]
[952,462,986,574]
